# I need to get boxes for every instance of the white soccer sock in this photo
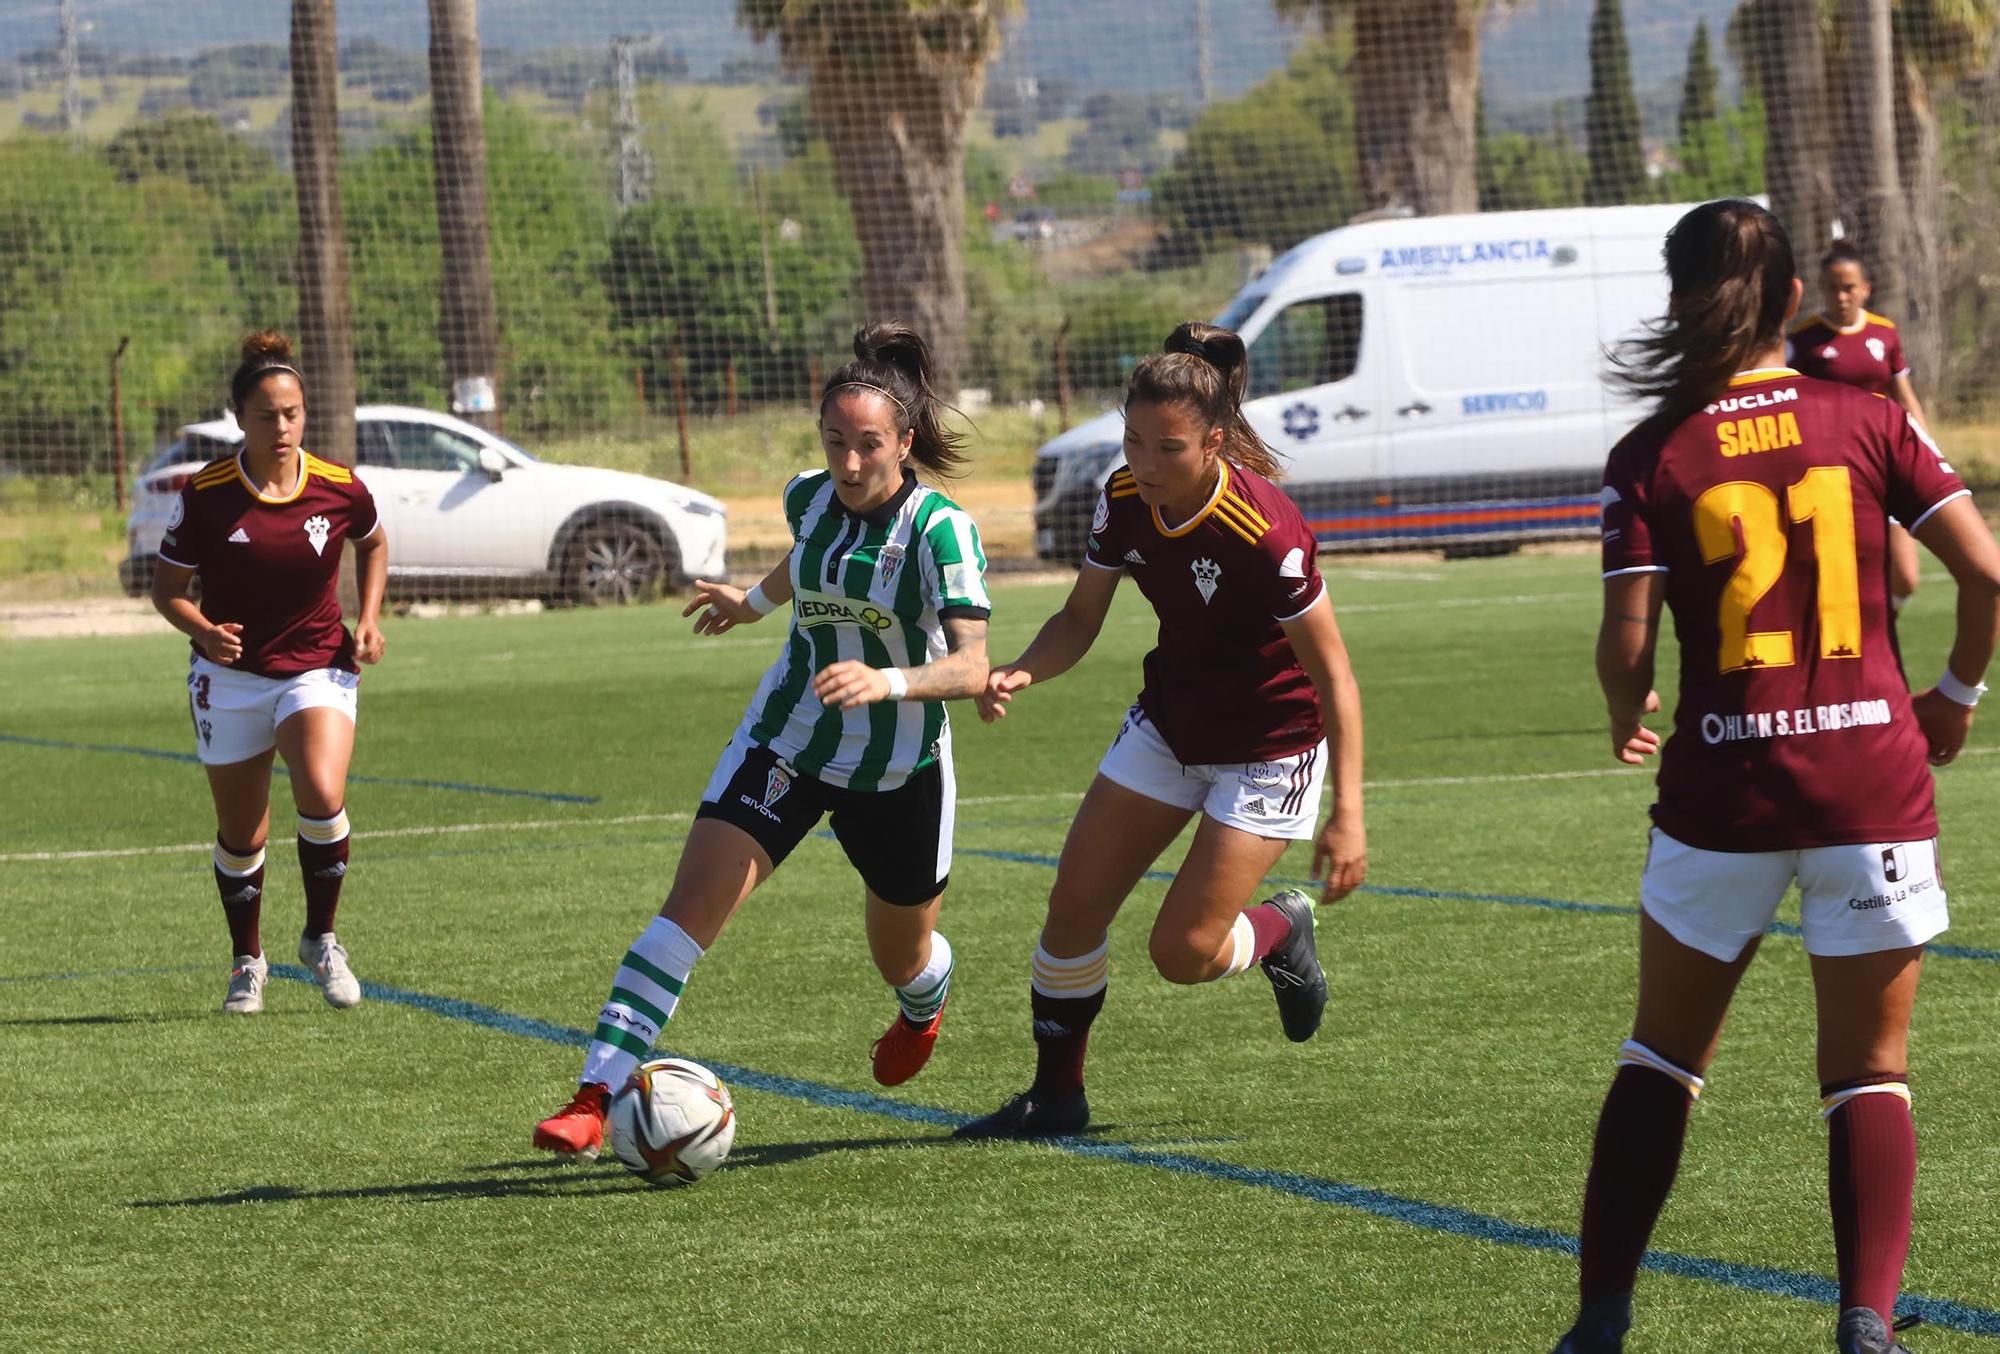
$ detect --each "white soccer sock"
[1220,912,1258,978]
[895,932,954,1024]
[297,809,350,846]
[1031,939,1109,999]
[580,916,704,1091]
[1616,1039,1705,1100]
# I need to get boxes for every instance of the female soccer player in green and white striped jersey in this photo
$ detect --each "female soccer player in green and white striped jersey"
[533,323,992,1159]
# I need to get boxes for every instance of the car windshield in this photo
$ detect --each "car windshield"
[1212,288,1268,334]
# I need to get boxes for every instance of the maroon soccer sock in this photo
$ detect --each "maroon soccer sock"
[296,809,351,938]
[1030,986,1107,1098]
[212,838,266,958]
[1029,941,1110,1099]
[1578,1059,1698,1305]
[1826,1081,1916,1323]
[1241,900,1293,963]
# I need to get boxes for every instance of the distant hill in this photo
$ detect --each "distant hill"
[2,0,1745,126]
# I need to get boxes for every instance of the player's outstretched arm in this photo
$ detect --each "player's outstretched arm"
[1597,573,1665,765]
[1283,593,1367,903]
[1911,495,2000,764]
[150,559,243,666]
[686,551,795,636]
[977,562,1122,723]
[351,525,388,664]
[814,617,989,711]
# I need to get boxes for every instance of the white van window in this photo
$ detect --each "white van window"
[1399,278,1603,393]
[1246,294,1363,399]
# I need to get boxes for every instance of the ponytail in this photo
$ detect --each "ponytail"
[1609,199,1797,418]
[819,321,968,478]
[1125,321,1284,480]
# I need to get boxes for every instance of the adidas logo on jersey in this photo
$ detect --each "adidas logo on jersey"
[227,528,250,544]
[1123,549,1146,565]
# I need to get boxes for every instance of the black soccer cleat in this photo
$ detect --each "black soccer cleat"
[952,1089,1090,1140]
[1259,889,1328,1043]
[1837,1308,1919,1354]
[1551,1291,1631,1354]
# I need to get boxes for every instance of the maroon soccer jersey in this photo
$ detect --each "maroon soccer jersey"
[1084,460,1326,764]
[1787,312,1908,396]
[158,451,380,678]
[1601,368,1968,851]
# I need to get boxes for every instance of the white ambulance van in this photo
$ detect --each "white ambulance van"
[1031,201,1698,561]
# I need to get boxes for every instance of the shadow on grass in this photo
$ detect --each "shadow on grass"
[129,1160,648,1209]
[0,1011,307,1027]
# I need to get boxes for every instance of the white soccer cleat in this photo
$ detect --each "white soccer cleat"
[297,933,362,1009]
[222,954,268,1015]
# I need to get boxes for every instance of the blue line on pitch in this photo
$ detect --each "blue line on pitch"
[0,732,598,804]
[261,963,2000,1339]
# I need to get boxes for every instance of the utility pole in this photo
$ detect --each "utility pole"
[612,36,652,209]
[1194,0,1214,108]
[290,0,358,467]
[428,0,502,429]
[58,0,83,136]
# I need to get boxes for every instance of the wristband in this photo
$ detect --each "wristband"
[743,583,778,617]
[1936,668,1988,707]
[881,668,910,701]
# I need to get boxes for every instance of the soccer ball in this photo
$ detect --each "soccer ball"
[606,1057,737,1186]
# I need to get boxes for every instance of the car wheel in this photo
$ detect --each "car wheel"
[567,519,667,605]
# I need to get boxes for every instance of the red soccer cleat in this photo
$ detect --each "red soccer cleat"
[532,1082,611,1160]
[871,997,947,1087]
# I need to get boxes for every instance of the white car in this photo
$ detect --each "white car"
[120,405,727,604]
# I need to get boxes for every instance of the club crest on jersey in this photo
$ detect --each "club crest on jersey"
[1821,345,1839,361]
[877,542,904,586]
[167,496,185,530]
[1092,493,1111,534]
[1191,557,1221,604]
[1278,548,1306,580]
[1882,845,1907,883]
[303,514,332,556]
[1866,337,1887,363]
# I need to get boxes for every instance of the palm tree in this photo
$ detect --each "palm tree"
[1889,0,2000,395]
[1829,0,1912,318]
[1274,0,1499,216]
[737,0,1016,388]
[428,0,501,430]
[290,0,356,466]
[1730,0,1836,256]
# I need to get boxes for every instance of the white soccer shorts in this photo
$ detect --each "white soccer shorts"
[187,655,359,766]
[1640,827,1948,962]
[1095,703,1326,840]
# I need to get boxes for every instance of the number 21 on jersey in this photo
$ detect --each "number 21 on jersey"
[1695,466,1862,674]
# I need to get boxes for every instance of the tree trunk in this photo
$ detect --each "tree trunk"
[290,0,356,469]
[808,51,982,389]
[427,0,501,430]
[1351,0,1480,215]
[1746,0,1836,257]
[1830,0,1911,317]
[1892,44,1942,402]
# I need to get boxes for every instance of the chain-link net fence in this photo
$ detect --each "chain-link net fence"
[2,0,1996,597]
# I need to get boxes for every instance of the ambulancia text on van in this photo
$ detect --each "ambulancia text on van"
[1031,202,1700,561]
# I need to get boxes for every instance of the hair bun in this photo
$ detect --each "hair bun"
[1164,321,1245,373]
[239,328,295,363]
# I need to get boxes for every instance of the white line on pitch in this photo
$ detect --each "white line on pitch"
[9,747,1991,864]
[0,811,692,864]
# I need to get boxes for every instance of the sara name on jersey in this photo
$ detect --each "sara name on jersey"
[739,470,989,792]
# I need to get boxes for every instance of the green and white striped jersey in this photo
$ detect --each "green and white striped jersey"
[737,470,990,790]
